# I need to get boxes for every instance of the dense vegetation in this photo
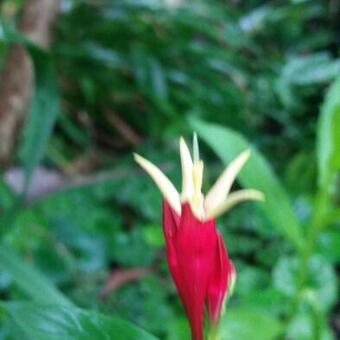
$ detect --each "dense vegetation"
[0,1,339,339]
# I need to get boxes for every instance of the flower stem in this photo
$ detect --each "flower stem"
[207,325,220,340]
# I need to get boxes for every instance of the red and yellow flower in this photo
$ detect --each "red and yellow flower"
[134,135,263,340]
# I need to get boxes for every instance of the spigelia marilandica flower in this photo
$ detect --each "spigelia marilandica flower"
[134,134,264,340]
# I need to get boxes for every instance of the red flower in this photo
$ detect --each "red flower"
[135,135,263,340]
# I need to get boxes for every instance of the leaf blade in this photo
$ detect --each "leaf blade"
[4,302,158,340]
[317,75,340,189]
[0,245,72,307]
[191,118,302,249]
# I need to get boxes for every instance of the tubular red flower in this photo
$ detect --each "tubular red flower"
[163,200,234,340]
[135,136,264,340]
[207,234,235,324]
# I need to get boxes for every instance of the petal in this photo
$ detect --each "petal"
[193,132,200,163]
[207,233,235,324]
[163,201,194,335]
[162,200,183,299]
[163,200,180,239]
[205,189,264,220]
[134,153,181,214]
[205,150,251,213]
[179,137,194,201]
[174,203,218,340]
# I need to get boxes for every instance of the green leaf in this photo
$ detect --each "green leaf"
[0,179,20,238]
[191,118,303,249]
[282,54,340,86]
[19,48,60,193]
[0,245,72,307]
[1,25,60,194]
[318,229,340,262]
[317,75,340,189]
[0,178,16,211]
[219,307,282,340]
[4,302,158,340]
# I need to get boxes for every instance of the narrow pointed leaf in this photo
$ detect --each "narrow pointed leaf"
[2,26,60,195]
[0,245,72,306]
[317,75,340,189]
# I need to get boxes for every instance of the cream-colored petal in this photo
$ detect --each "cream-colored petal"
[193,132,199,163]
[204,189,264,220]
[205,150,251,213]
[179,137,194,202]
[192,160,204,194]
[191,160,205,219]
[134,153,181,214]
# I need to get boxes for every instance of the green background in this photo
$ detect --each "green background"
[0,0,339,339]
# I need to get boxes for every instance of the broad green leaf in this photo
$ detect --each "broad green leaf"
[317,75,340,189]
[191,118,302,249]
[219,307,282,340]
[4,302,158,340]
[0,245,72,307]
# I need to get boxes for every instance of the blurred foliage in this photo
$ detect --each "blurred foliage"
[0,0,339,339]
